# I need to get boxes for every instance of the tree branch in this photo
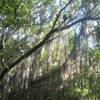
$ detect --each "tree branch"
[0,16,100,81]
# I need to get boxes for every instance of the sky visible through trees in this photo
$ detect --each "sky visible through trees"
[0,0,100,100]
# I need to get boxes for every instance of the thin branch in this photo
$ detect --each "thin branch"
[85,1,100,17]
[46,34,61,44]
[49,0,74,31]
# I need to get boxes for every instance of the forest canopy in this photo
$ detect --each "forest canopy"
[0,0,100,100]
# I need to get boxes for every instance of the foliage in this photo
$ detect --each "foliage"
[0,0,100,100]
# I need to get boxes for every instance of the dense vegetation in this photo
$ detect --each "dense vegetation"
[0,0,100,100]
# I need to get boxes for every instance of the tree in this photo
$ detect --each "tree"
[0,0,100,100]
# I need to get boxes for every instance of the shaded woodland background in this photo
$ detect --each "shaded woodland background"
[0,0,100,100]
